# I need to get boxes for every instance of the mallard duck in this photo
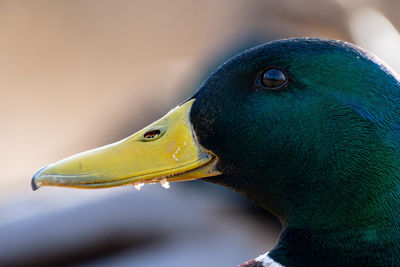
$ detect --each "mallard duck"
[32,38,400,266]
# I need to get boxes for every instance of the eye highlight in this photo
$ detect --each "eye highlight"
[258,68,287,89]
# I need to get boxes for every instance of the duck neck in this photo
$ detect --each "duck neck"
[268,224,400,267]
[265,171,400,266]
[259,138,400,265]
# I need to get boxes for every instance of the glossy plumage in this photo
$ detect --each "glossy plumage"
[189,38,400,266]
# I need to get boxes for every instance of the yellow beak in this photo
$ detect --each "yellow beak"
[32,99,221,190]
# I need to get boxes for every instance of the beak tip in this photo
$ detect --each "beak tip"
[31,176,39,191]
[31,166,47,191]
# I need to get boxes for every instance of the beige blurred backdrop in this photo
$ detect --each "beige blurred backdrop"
[1,1,399,266]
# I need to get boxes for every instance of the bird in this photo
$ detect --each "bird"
[32,38,400,267]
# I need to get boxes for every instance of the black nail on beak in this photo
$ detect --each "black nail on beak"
[31,166,48,191]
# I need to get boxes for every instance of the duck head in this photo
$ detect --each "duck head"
[32,38,400,266]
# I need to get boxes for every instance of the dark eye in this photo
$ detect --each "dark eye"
[258,68,287,89]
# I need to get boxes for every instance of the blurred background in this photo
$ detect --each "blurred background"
[1,0,400,266]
